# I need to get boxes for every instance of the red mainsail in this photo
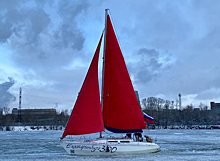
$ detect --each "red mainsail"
[102,15,147,133]
[62,34,104,139]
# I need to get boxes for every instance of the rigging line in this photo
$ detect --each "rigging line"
[101,9,108,109]
[102,9,111,133]
[99,9,109,139]
[108,10,125,60]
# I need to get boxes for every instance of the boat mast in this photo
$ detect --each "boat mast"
[100,9,109,138]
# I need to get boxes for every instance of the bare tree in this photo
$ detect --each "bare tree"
[141,98,147,110]
[3,107,10,115]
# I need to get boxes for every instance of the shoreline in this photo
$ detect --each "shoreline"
[0,125,219,131]
[0,125,65,131]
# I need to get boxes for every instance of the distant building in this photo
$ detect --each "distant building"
[135,91,141,106]
[0,108,3,115]
[210,102,220,114]
[12,108,56,115]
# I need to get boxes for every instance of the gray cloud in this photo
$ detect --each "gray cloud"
[53,0,88,50]
[129,48,172,84]
[0,0,89,71]
[0,77,16,108]
[0,0,92,109]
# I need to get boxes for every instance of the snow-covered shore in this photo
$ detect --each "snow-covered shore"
[1,125,219,131]
[0,125,65,131]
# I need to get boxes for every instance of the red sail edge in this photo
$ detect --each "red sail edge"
[102,15,147,132]
[62,34,104,139]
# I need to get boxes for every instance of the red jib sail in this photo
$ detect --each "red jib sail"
[62,34,104,139]
[102,15,147,133]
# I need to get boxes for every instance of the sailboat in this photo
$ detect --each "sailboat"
[60,9,160,155]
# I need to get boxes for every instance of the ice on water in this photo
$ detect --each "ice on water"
[0,129,219,161]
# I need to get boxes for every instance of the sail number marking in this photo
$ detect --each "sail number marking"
[66,144,117,153]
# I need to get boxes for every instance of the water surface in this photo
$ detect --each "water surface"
[0,129,219,161]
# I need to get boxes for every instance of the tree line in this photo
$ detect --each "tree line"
[142,97,220,129]
[1,97,220,129]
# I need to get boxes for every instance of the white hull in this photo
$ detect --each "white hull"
[60,138,160,155]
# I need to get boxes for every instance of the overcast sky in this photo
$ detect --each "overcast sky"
[1,0,220,111]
